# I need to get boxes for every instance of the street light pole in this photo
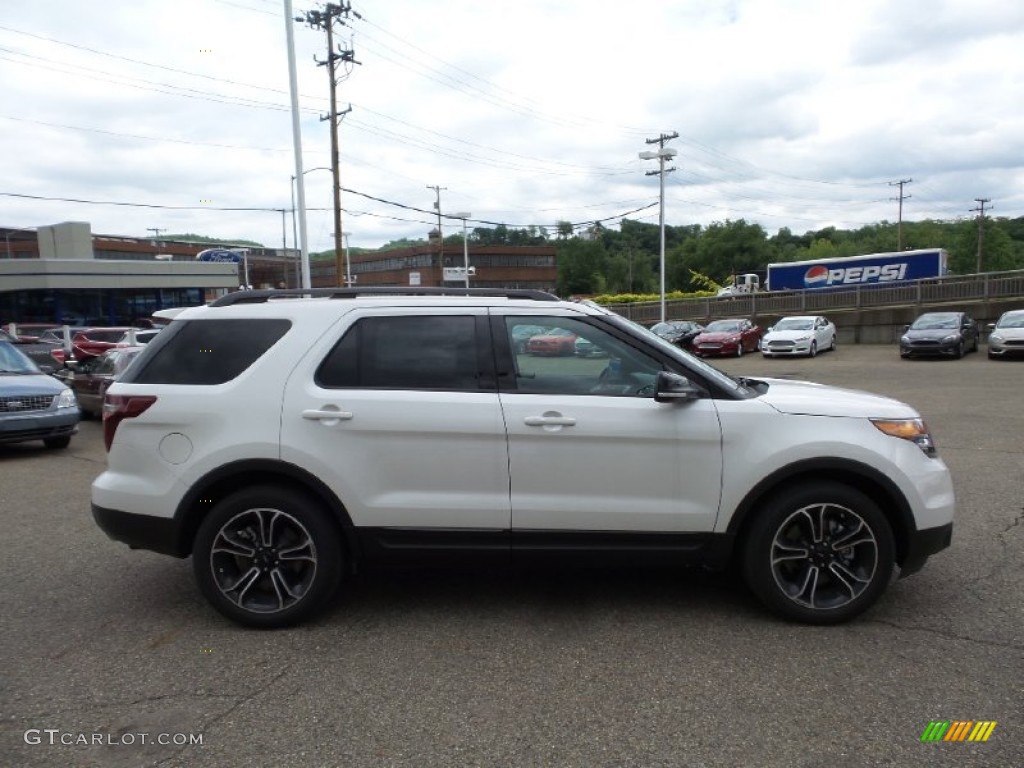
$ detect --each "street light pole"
[451,212,472,287]
[342,231,352,286]
[640,134,678,324]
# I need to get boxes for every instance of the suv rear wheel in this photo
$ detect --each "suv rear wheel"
[193,486,342,628]
[742,482,895,624]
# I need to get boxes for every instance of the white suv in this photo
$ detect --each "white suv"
[91,288,954,628]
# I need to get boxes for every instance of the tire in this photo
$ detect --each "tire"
[809,341,817,358]
[954,340,964,359]
[193,485,343,628]
[830,334,836,351]
[736,344,744,358]
[741,481,895,624]
[44,435,71,449]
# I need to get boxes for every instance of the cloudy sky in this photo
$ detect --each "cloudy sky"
[2,0,1022,252]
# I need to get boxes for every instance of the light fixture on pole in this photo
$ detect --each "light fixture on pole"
[639,142,677,324]
[451,212,472,287]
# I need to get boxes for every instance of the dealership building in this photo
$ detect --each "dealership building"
[1,222,298,325]
[2,221,559,325]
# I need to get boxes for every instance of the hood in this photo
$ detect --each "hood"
[755,377,917,419]
[764,329,813,342]
[991,327,1024,340]
[904,328,960,340]
[0,372,66,395]
[697,331,740,342]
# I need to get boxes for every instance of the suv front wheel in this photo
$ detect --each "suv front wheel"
[742,482,895,624]
[193,486,343,628]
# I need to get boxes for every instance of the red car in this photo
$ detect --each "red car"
[525,328,578,356]
[57,346,146,418]
[49,327,140,365]
[692,318,762,357]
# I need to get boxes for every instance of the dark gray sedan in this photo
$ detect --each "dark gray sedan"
[899,311,979,359]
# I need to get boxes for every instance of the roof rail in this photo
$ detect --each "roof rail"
[209,286,561,307]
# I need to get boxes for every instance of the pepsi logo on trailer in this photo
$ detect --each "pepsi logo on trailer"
[804,262,909,287]
[803,265,830,287]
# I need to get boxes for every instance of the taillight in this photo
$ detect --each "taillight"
[50,349,66,364]
[102,395,157,451]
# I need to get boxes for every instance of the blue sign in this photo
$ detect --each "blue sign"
[196,248,243,263]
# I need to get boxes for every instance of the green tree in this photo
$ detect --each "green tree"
[556,238,608,296]
[952,219,1020,273]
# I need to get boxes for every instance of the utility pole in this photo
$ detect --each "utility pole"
[971,197,992,273]
[147,227,165,241]
[888,179,912,250]
[427,184,447,283]
[640,132,678,324]
[302,3,361,286]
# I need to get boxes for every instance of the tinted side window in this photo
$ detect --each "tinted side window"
[317,315,480,391]
[504,316,663,396]
[125,319,291,385]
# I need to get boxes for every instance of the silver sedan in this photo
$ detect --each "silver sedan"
[761,315,836,358]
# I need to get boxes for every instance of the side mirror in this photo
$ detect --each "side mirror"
[902,324,910,332]
[766,326,774,333]
[987,323,996,331]
[654,371,702,403]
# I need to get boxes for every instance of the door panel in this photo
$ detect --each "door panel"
[496,313,723,533]
[280,310,510,531]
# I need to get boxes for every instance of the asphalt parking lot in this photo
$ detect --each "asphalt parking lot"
[2,344,1021,768]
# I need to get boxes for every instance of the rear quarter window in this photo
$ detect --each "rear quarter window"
[122,319,291,385]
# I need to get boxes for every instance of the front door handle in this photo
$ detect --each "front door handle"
[524,414,576,427]
[302,408,354,422]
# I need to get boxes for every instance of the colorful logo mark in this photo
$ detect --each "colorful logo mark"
[920,720,997,742]
[803,265,830,287]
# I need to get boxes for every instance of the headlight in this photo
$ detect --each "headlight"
[989,333,1004,343]
[56,388,78,409]
[942,334,960,343]
[795,334,811,341]
[871,418,937,457]
[900,335,910,344]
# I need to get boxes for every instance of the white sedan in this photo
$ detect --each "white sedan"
[761,315,836,357]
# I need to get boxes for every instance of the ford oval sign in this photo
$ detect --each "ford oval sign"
[196,248,242,263]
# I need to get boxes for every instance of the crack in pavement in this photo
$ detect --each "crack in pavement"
[864,618,1024,651]
[151,662,297,766]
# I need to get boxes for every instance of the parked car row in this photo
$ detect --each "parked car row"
[647,308,1023,362]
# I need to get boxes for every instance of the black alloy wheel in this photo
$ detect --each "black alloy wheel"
[193,486,343,628]
[742,482,895,624]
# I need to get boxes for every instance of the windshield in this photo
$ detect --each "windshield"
[911,313,958,330]
[774,318,813,331]
[0,341,41,374]
[996,312,1024,329]
[705,320,741,333]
